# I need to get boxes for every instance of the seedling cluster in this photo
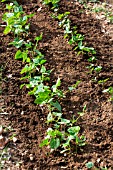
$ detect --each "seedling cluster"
[2,2,34,36]
[2,0,86,153]
[43,0,113,99]
[47,1,103,77]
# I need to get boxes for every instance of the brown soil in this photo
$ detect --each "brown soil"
[0,0,113,169]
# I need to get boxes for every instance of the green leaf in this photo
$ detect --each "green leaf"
[22,51,28,62]
[58,118,70,125]
[34,97,46,104]
[47,112,54,123]
[1,0,7,2]
[78,41,83,49]
[52,77,61,92]
[68,86,74,91]
[62,141,70,148]
[35,83,44,93]
[54,123,60,129]
[26,13,35,18]
[3,26,11,35]
[94,66,102,72]
[33,58,46,65]
[64,11,70,16]
[26,57,31,63]
[35,50,44,57]
[47,129,62,138]
[57,13,64,20]
[29,76,41,87]
[15,50,22,59]
[25,42,32,49]
[20,84,25,89]
[40,65,46,73]
[34,87,51,104]
[53,112,62,118]
[40,59,46,65]
[20,65,29,74]
[102,89,109,93]
[35,34,43,42]
[50,101,61,112]
[50,138,60,149]
[86,162,94,169]
[39,138,49,147]
[67,126,80,135]
[9,38,24,48]
[25,24,29,30]
[77,112,84,116]
[56,77,61,87]
[68,135,75,141]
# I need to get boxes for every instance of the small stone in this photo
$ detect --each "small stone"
[21,111,24,115]
[1,160,5,164]
[97,158,100,163]
[29,154,34,161]
[7,74,12,78]
[13,137,18,143]
[37,7,42,11]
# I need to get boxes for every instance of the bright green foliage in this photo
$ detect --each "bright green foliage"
[56,10,98,78]
[40,122,85,152]
[15,50,30,62]
[58,12,71,36]
[2,2,34,35]
[57,11,96,58]
[88,56,97,62]
[40,105,86,153]
[43,0,60,9]
[87,64,102,73]
[103,86,113,101]
[94,66,102,72]
[50,101,62,112]
[98,78,109,84]
[9,37,24,48]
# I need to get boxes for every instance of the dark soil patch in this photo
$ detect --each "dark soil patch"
[0,0,113,169]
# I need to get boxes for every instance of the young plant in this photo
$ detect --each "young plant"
[98,78,109,85]
[43,0,60,9]
[103,86,113,101]
[2,2,34,36]
[40,122,85,153]
[88,56,97,62]
[57,12,71,37]
[87,64,102,74]
[68,80,81,92]
[57,11,97,57]
[40,105,86,153]
[94,66,102,73]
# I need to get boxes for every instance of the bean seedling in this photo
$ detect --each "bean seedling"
[103,86,113,101]
[43,0,60,9]
[2,2,34,36]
